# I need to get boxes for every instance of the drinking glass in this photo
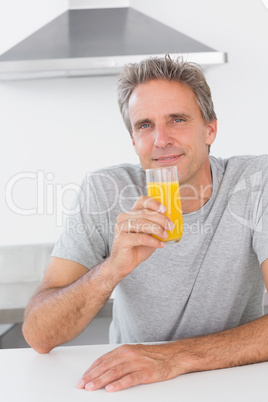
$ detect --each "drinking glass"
[146,166,183,243]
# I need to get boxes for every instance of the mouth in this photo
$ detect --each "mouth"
[153,154,182,164]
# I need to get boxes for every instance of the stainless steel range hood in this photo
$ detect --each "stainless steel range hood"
[0,7,227,81]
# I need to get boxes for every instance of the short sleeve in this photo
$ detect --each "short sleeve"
[51,174,108,269]
[252,156,268,265]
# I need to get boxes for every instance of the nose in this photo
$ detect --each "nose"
[153,125,173,148]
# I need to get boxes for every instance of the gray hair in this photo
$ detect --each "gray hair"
[117,54,217,136]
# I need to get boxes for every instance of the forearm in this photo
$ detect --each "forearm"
[173,314,268,374]
[23,258,117,353]
[76,316,268,392]
[76,314,268,392]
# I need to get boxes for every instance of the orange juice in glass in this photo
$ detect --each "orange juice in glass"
[146,166,183,242]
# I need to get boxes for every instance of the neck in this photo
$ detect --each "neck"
[180,162,213,214]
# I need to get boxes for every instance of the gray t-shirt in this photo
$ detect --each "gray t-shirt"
[52,155,268,343]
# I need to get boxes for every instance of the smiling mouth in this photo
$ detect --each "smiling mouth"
[154,155,182,162]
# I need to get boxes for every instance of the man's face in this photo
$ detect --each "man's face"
[129,79,217,186]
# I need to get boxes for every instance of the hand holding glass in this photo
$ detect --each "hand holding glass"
[146,166,183,243]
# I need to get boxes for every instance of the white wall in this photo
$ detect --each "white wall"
[1,0,268,246]
[69,0,129,9]
[0,0,68,55]
[0,75,137,245]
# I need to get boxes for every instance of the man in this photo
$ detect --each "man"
[23,55,268,392]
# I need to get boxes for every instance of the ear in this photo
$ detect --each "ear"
[131,134,140,156]
[205,119,217,146]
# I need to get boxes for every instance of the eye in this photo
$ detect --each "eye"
[174,118,184,123]
[140,123,151,129]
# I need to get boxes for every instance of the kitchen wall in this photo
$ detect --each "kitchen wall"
[69,0,129,8]
[0,0,68,55]
[0,0,268,246]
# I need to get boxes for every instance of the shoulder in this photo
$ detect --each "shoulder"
[86,163,144,183]
[210,154,268,175]
[210,155,268,198]
[93,163,144,177]
[80,163,145,196]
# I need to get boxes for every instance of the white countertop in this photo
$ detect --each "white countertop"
[1,344,267,401]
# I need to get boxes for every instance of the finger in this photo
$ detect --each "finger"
[79,344,131,384]
[78,346,134,389]
[81,348,122,380]
[84,362,138,391]
[106,371,144,392]
[116,231,166,249]
[132,195,166,213]
[117,210,175,232]
[116,218,169,240]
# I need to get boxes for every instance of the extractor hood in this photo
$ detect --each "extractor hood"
[0,7,227,81]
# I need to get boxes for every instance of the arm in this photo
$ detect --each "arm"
[77,259,268,392]
[23,196,172,353]
[22,257,117,353]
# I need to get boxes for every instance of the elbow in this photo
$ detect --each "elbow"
[22,321,54,354]
[30,342,53,354]
[34,346,53,354]
[31,344,52,354]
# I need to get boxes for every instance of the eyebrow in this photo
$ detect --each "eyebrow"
[169,112,191,120]
[133,118,153,131]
